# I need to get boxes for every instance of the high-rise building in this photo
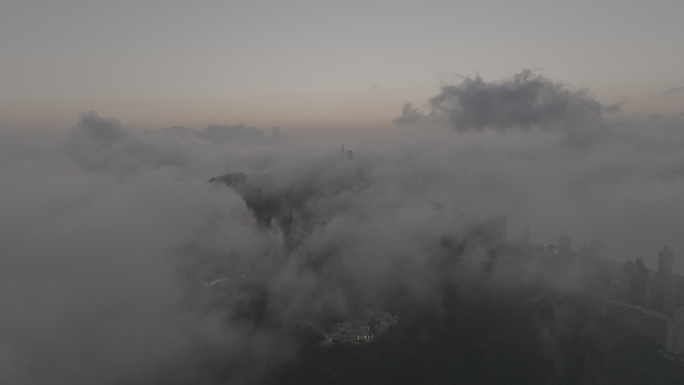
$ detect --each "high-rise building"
[658,246,674,277]
[581,237,603,259]
[653,246,675,315]
[477,214,508,242]
[558,234,572,257]
[489,214,508,241]
[517,224,531,245]
[546,244,558,254]
[628,258,649,307]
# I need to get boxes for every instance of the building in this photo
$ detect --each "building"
[558,234,572,257]
[659,246,674,278]
[605,301,669,346]
[320,310,398,346]
[517,224,532,246]
[667,308,684,354]
[486,214,508,241]
[601,246,684,356]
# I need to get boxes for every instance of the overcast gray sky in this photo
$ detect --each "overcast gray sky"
[1,0,683,131]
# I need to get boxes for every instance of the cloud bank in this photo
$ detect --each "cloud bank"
[395,70,611,133]
[1,71,684,384]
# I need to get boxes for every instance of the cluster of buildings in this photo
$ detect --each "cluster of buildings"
[476,214,602,258]
[500,216,684,356]
[319,310,398,346]
[598,246,684,355]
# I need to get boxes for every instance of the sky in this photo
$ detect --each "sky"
[1,0,683,131]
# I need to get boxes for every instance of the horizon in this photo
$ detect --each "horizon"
[2,0,684,131]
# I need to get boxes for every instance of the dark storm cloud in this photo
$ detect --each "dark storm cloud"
[396,70,608,132]
[74,110,130,146]
[430,70,604,131]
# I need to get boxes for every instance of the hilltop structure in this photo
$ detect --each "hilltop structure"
[319,310,399,346]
